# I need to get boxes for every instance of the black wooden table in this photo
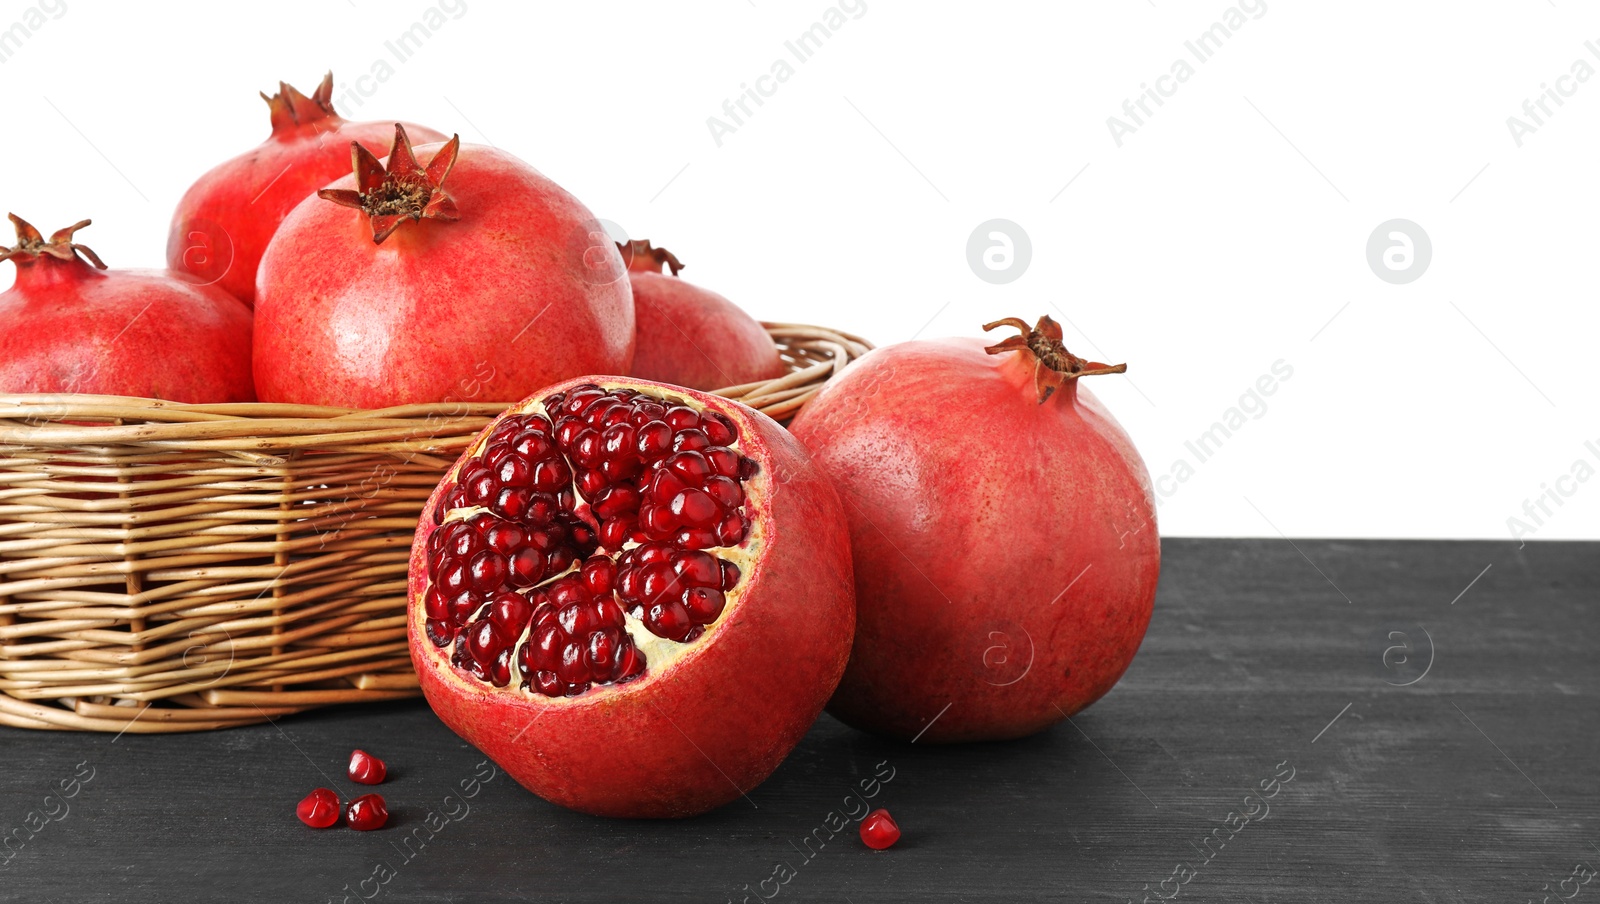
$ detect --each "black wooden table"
[1,539,1594,903]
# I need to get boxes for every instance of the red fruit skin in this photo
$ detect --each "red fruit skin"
[629,270,785,391]
[789,337,1160,743]
[408,376,855,818]
[253,144,635,407]
[0,254,254,402]
[167,83,444,307]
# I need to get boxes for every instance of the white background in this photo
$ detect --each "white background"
[1,0,1595,540]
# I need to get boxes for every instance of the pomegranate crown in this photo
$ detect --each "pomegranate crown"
[319,123,462,244]
[0,214,106,269]
[262,72,339,133]
[983,314,1126,404]
[617,239,685,276]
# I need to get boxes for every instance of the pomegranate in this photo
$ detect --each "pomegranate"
[789,315,1159,743]
[619,240,785,391]
[0,215,255,402]
[407,377,854,817]
[254,124,635,407]
[345,794,389,831]
[167,73,446,307]
[860,808,900,850]
[296,788,340,828]
[347,749,386,785]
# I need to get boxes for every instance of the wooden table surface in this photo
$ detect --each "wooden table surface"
[0,538,1593,903]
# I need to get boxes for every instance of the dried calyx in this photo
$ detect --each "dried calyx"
[983,315,1126,404]
[0,214,106,269]
[618,239,685,276]
[263,72,340,133]
[319,123,462,244]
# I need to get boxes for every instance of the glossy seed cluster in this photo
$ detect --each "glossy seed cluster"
[422,384,758,697]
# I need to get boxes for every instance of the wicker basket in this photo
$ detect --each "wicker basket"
[0,323,871,733]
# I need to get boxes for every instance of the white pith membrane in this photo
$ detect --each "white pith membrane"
[419,381,767,703]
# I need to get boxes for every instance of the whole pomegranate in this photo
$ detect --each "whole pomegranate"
[408,377,854,817]
[789,316,1159,743]
[620,240,785,391]
[168,73,446,307]
[254,125,635,407]
[0,215,254,402]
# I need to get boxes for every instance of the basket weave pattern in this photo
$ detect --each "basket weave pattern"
[0,323,870,732]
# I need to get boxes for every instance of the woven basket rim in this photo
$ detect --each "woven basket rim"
[0,321,871,732]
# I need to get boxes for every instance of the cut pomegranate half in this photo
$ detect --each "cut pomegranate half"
[418,382,762,696]
[407,377,855,818]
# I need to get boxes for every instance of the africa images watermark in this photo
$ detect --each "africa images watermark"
[326,759,500,904]
[0,0,65,63]
[1106,0,1268,147]
[1124,759,1296,903]
[0,760,95,870]
[330,0,468,112]
[722,759,897,904]
[1151,359,1293,505]
[1505,437,1599,547]
[1505,40,1600,147]
[706,0,868,147]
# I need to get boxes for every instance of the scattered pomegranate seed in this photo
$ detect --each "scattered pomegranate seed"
[346,793,389,831]
[296,788,340,828]
[348,749,387,785]
[860,808,900,850]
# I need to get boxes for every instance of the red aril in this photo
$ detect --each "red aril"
[860,808,900,850]
[254,125,634,407]
[0,215,255,402]
[345,794,389,831]
[296,788,340,828]
[168,73,445,307]
[790,316,1160,743]
[619,240,785,391]
[408,377,855,817]
[347,749,386,785]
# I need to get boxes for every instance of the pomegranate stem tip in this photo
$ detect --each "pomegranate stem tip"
[317,123,463,244]
[617,239,684,276]
[982,314,1125,404]
[0,214,106,269]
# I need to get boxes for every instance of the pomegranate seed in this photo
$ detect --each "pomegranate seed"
[646,598,694,641]
[860,808,900,850]
[557,641,590,684]
[580,555,615,595]
[665,451,711,483]
[424,619,452,647]
[664,405,700,431]
[672,428,710,452]
[346,794,389,831]
[684,587,726,624]
[717,514,747,546]
[701,411,738,445]
[705,475,744,509]
[489,591,533,640]
[670,488,720,529]
[636,420,673,458]
[720,559,742,590]
[297,788,341,828]
[672,550,721,588]
[348,749,387,785]
[467,550,507,592]
[705,447,741,479]
[424,586,450,620]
